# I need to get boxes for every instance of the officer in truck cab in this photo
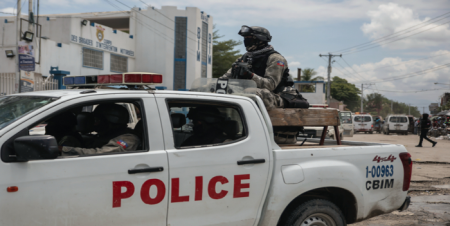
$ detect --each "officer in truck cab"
[181,106,228,147]
[60,103,140,156]
[220,25,299,110]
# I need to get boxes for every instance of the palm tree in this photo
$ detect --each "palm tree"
[298,68,324,92]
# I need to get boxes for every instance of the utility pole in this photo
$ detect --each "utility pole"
[391,102,393,113]
[422,107,425,114]
[361,84,363,113]
[360,83,374,113]
[408,104,410,115]
[319,53,341,105]
[15,0,22,93]
[28,0,33,32]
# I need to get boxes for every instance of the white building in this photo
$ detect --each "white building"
[0,6,213,94]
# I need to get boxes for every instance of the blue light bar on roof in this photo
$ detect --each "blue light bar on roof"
[74,76,86,84]
[64,77,74,85]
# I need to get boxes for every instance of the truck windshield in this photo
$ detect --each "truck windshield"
[0,96,58,130]
[339,112,352,124]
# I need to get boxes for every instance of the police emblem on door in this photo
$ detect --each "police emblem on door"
[96,25,105,42]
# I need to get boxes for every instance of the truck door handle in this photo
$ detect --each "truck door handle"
[128,167,164,174]
[237,159,265,165]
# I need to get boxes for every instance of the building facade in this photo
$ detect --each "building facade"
[0,6,213,94]
[429,103,439,115]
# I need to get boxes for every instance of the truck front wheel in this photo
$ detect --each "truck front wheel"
[283,199,346,226]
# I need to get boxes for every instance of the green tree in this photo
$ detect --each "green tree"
[330,76,361,112]
[364,95,421,118]
[298,68,324,92]
[365,93,384,116]
[212,27,242,78]
[301,68,324,81]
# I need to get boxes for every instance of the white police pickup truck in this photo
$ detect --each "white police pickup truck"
[0,76,412,226]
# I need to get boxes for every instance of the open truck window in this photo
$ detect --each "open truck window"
[167,100,248,148]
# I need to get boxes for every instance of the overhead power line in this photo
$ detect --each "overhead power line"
[343,19,450,55]
[114,0,198,39]
[369,63,450,83]
[331,61,450,86]
[332,11,450,54]
[334,60,365,82]
[104,0,197,55]
[0,11,16,15]
[340,57,367,82]
[366,87,448,93]
[336,52,450,77]
[139,0,176,24]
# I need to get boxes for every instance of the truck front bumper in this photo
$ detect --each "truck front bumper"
[398,196,411,211]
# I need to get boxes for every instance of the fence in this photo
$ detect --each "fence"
[34,75,58,91]
[0,73,15,96]
[0,73,58,96]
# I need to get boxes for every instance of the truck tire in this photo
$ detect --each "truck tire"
[283,199,346,226]
[369,131,373,134]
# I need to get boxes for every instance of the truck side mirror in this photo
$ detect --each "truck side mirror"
[14,135,59,162]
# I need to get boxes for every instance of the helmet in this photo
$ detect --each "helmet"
[187,106,223,124]
[94,104,129,125]
[238,25,272,42]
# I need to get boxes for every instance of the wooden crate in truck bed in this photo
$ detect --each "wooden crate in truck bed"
[267,108,341,145]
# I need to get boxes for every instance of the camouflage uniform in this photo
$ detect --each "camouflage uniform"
[221,46,294,110]
[61,134,140,156]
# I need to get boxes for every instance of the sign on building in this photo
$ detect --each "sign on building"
[20,71,34,92]
[18,41,35,71]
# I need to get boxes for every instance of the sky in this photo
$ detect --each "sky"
[1,0,450,113]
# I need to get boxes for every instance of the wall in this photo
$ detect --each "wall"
[134,6,213,90]
[295,81,326,104]
[0,16,136,78]
[1,6,211,91]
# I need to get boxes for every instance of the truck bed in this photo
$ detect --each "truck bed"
[279,138,387,149]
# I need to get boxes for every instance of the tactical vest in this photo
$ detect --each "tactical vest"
[241,50,291,94]
[242,50,279,78]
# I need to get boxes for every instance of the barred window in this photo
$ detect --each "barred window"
[82,48,103,69]
[201,22,208,78]
[111,54,128,73]
[174,17,187,90]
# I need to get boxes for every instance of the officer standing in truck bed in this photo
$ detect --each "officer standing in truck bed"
[220,25,298,110]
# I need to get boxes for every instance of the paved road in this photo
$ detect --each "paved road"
[347,133,450,226]
[346,132,450,163]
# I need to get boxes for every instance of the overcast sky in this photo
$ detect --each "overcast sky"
[1,0,450,113]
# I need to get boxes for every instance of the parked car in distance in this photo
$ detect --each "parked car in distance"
[339,111,354,137]
[383,115,410,135]
[353,113,374,134]
[406,115,415,133]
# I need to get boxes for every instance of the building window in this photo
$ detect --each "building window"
[201,22,208,78]
[174,17,187,90]
[82,48,103,69]
[111,54,128,73]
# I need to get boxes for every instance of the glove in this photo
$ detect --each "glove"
[242,66,254,79]
[239,64,254,79]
